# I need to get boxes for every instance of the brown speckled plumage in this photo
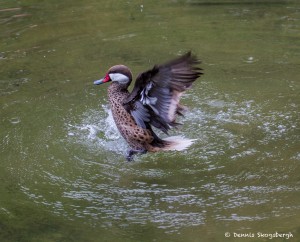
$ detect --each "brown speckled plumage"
[94,52,203,160]
[108,82,154,151]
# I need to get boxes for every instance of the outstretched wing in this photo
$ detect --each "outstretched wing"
[123,52,203,134]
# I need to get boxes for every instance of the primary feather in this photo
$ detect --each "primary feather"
[124,51,202,134]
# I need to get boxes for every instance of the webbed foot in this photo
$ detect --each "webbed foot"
[126,149,147,161]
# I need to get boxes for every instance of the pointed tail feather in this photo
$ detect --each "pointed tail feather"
[160,136,196,151]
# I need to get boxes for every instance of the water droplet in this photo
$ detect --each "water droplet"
[243,56,257,63]
[10,117,20,124]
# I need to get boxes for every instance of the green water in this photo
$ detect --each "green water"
[1,0,300,241]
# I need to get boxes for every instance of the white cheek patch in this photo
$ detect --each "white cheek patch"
[109,73,129,84]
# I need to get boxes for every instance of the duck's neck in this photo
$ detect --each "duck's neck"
[108,82,129,104]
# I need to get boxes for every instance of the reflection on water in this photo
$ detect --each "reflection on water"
[1,0,300,241]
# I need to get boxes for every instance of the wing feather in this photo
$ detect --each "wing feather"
[123,51,203,133]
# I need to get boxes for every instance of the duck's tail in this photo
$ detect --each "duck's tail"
[147,136,196,152]
[162,136,196,151]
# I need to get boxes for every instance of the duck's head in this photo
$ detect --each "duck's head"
[94,65,133,88]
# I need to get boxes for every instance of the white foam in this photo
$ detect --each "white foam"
[66,105,127,154]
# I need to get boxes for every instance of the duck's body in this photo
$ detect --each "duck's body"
[108,81,153,152]
[94,52,203,160]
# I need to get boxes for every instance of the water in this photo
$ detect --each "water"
[1,0,300,241]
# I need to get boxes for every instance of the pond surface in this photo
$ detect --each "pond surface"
[1,0,300,241]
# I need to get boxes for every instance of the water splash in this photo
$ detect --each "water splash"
[53,82,300,233]
[66,105,127,154]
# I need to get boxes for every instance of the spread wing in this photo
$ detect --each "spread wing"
[123,51,203,134]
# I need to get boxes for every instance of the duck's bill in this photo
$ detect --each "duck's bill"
[94,74,111,85]
[94,79,104,85]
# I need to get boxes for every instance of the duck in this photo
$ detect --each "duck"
[94,51,203,161]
